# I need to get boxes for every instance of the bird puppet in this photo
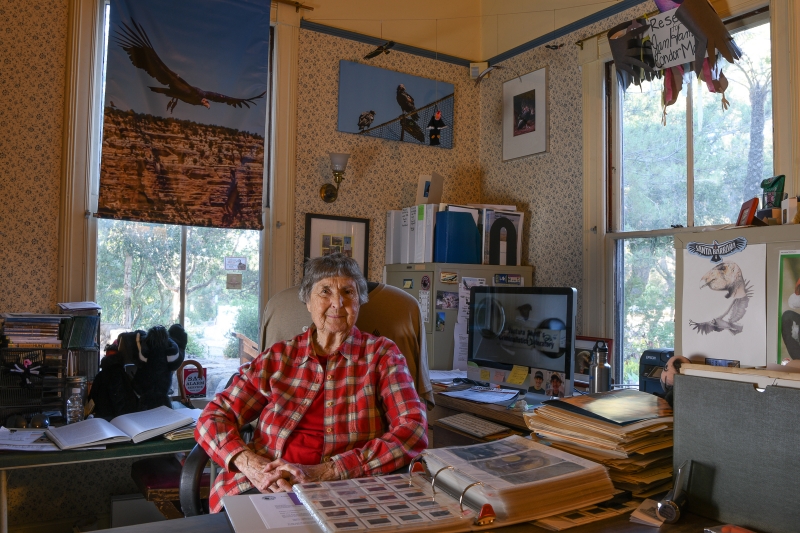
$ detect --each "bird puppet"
[364,41,395,60]
[689,262,752,335]
[3,358,47,388]
[114,19,266,114]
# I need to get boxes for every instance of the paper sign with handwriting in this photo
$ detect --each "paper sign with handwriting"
[646,8,698,69]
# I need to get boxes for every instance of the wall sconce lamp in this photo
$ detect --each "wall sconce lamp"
[320,152,350,203]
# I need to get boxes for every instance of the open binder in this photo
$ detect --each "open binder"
[293,436,615,533]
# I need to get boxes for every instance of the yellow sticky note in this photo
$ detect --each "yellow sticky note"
[507,365,529,386]
[479,369,491,381]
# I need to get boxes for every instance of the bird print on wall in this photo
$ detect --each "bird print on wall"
[357,110,376,131]
[396,84,419,121]
[115,19,266,114]
[689,262,752,335]
[364,41,395,59]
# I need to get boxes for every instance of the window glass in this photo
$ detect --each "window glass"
[614,18,771,386]
[692,23,773,226]
[621,77,687,232]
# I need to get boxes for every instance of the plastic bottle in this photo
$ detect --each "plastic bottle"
[66,388,84,424]
[589,341,611,394]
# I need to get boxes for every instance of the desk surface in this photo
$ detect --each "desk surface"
[432,391,530,431]
[0,437,195,470]
[104,510,722,533]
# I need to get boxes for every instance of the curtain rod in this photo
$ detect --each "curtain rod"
[574,10,658,49]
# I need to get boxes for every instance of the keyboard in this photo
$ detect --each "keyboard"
[436,413,510,438]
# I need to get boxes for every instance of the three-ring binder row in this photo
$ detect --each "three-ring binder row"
[293,435,617,533]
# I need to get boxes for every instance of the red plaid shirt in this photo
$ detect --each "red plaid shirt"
[195,326,428,513]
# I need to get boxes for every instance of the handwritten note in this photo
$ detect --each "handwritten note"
[646,8,699,69]
[507,365,529,386]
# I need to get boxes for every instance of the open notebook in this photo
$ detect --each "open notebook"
[45,406,196,450]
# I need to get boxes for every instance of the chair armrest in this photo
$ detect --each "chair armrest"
[180,443,211,516]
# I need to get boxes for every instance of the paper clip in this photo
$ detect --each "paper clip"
[407,454,426,486]
[430,466,454,500]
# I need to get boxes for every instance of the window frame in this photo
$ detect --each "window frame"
[580,0,798,377]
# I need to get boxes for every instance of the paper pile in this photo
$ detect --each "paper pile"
[524,389,674,498]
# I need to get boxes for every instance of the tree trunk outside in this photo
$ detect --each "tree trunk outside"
[123,254,133,329]
[745,82,767,200]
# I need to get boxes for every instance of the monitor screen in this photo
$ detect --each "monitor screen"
[468,286,577,399]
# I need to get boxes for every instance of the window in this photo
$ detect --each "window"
[91,4,273,393]
[610,16,773,384]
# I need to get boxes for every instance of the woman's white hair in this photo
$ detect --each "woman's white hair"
[299,253,369,305]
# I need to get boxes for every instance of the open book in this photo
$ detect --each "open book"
[290,436,615,533]
[45,406,194,450]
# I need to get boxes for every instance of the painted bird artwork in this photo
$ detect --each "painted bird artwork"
[357,110,376,131]
[689,262,752,335]
[115,19,266,114]
[396,84,419,121]
[364,40,395,60]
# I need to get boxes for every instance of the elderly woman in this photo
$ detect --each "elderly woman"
[195,253,428,513]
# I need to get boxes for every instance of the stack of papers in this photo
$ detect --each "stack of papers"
[525,390,674,498]
[441,386,519,404]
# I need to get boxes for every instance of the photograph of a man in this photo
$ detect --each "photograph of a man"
[546,372,564,398]
[529,370,546,394]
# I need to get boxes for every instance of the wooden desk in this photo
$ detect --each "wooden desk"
[0,438,195,533]
[429,391,531,447]
[102,510,723,533]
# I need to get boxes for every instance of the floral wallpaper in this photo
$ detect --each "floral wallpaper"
[293,30,482,284]
[479,2,655,331]
[0,0,67,315]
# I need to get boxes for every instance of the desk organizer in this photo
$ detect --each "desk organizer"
[674,373,800,533]
[0,348,66,421]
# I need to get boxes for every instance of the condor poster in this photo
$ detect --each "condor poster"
[98,0,269,230]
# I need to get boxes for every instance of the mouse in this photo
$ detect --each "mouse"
[28,414,49,429]
[6,415,27,429]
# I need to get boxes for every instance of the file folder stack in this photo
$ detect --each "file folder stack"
[524,390,674,498]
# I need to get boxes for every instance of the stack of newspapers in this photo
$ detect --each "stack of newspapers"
[524,389,674,498]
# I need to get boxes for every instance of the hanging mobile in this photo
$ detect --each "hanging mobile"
[427,104,447,146]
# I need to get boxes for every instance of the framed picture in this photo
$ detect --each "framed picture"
[503,67,548,160]
[304,214,370,275]
[574,336,614,383]
[736,197,759,226]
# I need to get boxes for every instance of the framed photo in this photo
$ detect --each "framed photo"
[304,214,370,275]
[574,336,614,383]
[736,197,759,226]
[503,67,548,160]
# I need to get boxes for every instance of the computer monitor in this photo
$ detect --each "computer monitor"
[468,286,577,401]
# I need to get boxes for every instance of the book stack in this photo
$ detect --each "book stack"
[524,389,674,498]
[0,313,64,348]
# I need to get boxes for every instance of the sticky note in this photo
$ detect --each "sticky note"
[507,365,529,385]
[479,369,491,381]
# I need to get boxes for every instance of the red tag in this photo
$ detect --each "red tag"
[182,367,207,397]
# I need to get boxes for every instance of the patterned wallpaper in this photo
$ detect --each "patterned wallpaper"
[478,2,655,332]
[293,30,482,284]
[0,0,67,315]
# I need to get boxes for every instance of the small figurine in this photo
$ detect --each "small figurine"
[427,108,447,146]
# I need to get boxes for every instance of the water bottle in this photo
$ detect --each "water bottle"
[589,341,611,394]
[66,388,84,424]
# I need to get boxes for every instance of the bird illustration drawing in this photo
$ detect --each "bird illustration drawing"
[357,110,376,131]
[115,19,266,114]
[396,84,419,121]
[689,262,752,335]
[364,41,395,60]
